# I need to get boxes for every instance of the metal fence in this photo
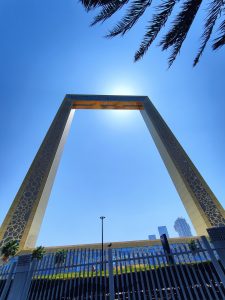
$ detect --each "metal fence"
[0,260,16,300]
[1,237,225,299]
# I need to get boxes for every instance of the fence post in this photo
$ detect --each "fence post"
[200,235,225,287]
[7,255,34,300]
[20,258,37,299]
[0,262,16,300]
[108,248,115,300]
[207,227,225,267]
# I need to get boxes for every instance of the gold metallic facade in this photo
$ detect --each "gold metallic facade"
[0,94,224,250]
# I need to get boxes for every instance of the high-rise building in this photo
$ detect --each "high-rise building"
[174,217,192,237]
[158,226,169,238]
[148,234,157,240]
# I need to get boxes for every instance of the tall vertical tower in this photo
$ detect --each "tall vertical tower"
[148,235,157,240]
[158,226,170,238]
[174,217,193,237]
[0,95,224,250]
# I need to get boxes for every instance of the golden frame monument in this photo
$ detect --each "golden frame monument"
[0,95,224,250]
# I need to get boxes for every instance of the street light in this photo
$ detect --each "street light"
[100,216,105,273]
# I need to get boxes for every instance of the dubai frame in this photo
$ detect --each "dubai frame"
[0,94,225,250]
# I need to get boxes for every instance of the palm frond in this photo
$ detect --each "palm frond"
[81,0,225,66]
[160,0,202,67]
[134,0,177,62]
[106,0,152,37]
[194,0,224,66]
[213,19,225,49]
[80,0,113,11]
[91,0,129,26]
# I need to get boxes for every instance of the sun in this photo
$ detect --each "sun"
[105,85,138,118]
[98,85,139,125]
[110,85,137,96]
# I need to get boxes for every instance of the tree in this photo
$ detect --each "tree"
[189,239,198,252]
[32,246,46,260]
[80,0,225,67]
[1,240,19,263]
[54,249,67,265]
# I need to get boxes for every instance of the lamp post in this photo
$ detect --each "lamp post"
[100,216,105,273]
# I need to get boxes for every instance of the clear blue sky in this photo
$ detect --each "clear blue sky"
[0,0,225,247]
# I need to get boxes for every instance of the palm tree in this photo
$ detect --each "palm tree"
[54,249,67,265]
[1,240,19,263]
[32,246,46,260]
[80,0,225,67]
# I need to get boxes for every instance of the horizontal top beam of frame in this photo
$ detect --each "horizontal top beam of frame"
[72,101,144,110]
[65,94,147,110]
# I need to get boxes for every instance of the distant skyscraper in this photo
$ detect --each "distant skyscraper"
[148,235,157,240]
[158,226,169,238]
[174,217,192,237]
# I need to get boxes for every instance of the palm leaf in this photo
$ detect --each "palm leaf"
[81,0,113,11]
[106,0,152,37]
[134,0,178,62]
[81,0,225,66]
[194,0,224,66]
[213,17,225,49]
[160,0,202,67]
[91,0,129,26]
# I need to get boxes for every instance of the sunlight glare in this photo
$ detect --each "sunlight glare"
[110,85,136,96]
[104,84,139,125]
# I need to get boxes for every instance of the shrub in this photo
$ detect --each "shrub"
[1,240,19,262]
[32,246,45,260]
[54,249,67,265]
[189,240,198,252]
